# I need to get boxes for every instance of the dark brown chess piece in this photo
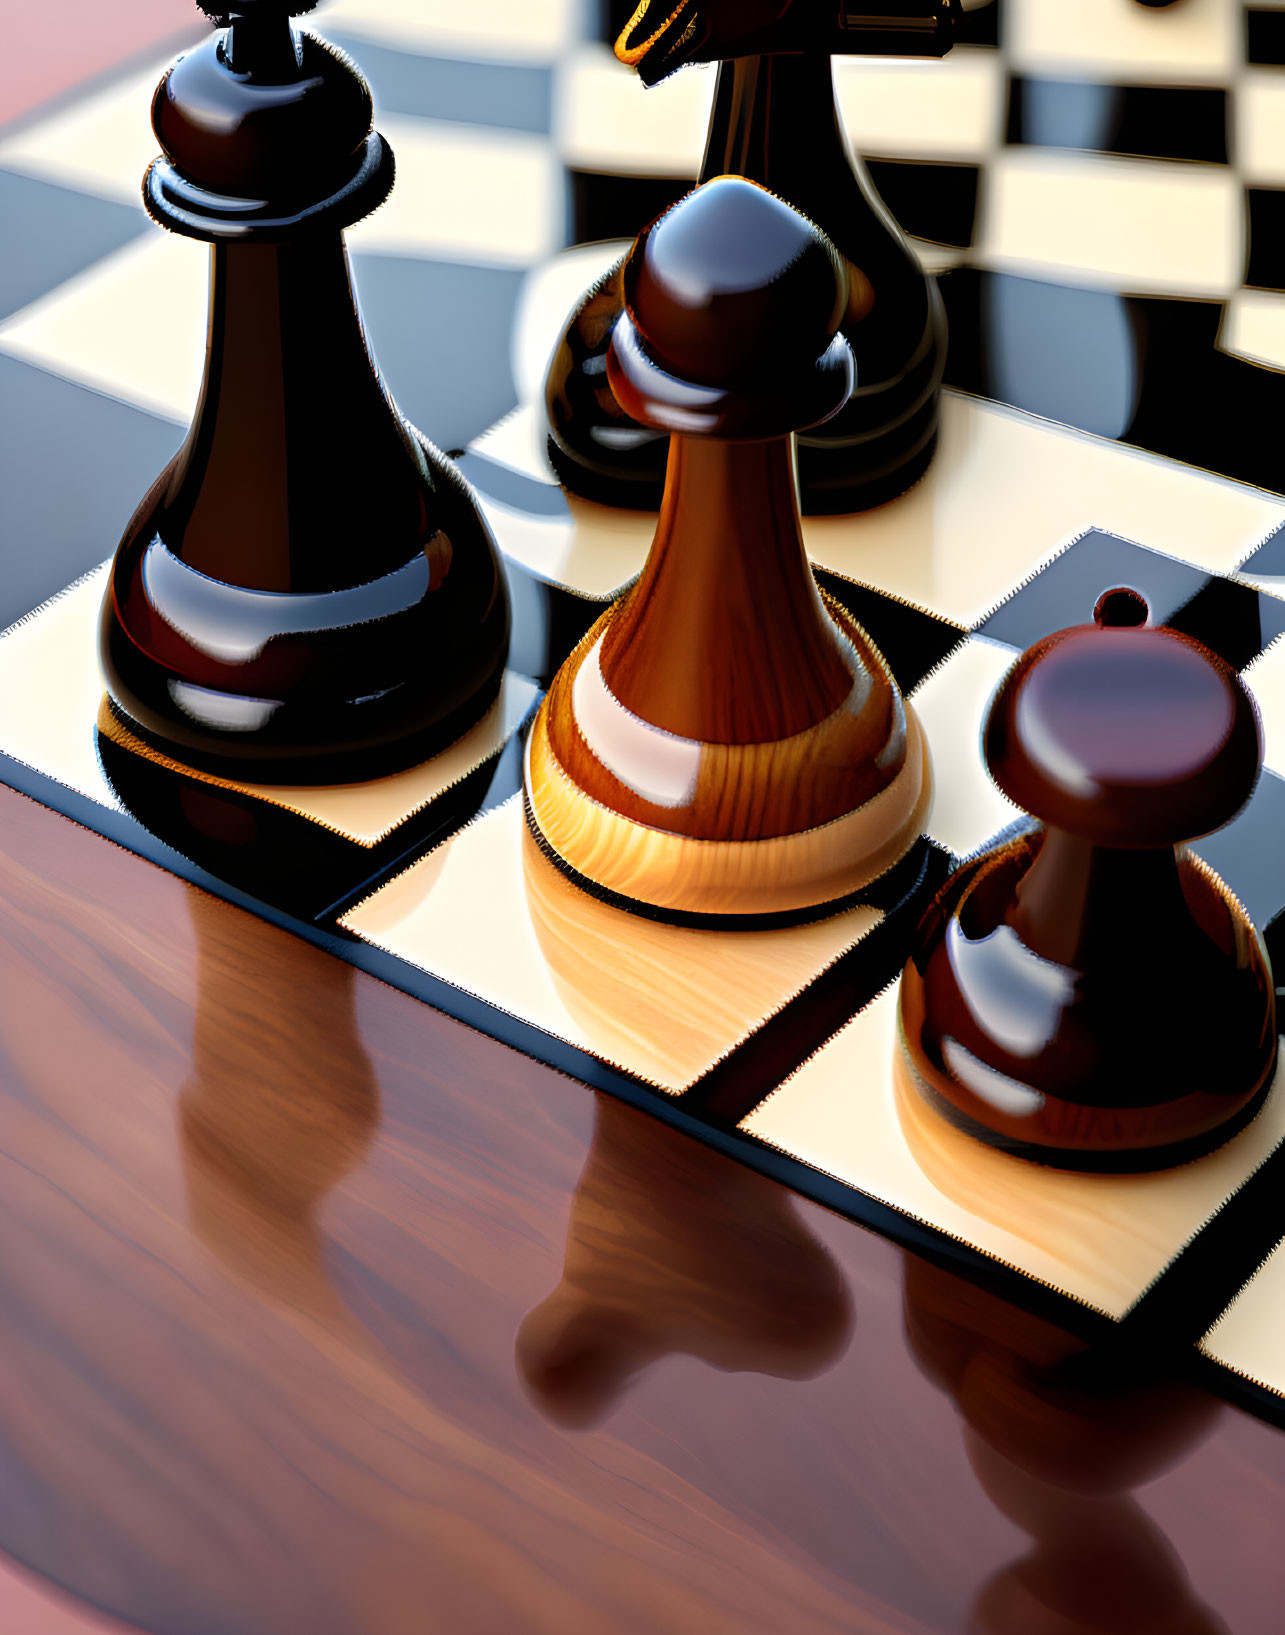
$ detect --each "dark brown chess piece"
[903,1257,1229,1635]
[546,1,958,515]
[100,0,509,782]
[900,587,1277,1170]
[515,1095,853,1428]
[525,177,931,921]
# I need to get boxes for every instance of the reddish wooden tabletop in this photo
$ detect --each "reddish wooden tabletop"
[0,779,1282,1635]
[0,0,195,130]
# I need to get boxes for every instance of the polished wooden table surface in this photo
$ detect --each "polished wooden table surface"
[0,780,1282,1635]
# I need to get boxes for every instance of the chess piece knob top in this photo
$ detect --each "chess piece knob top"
[609,176,853,439]
[154,0,374,202]
[985,587,1261,848]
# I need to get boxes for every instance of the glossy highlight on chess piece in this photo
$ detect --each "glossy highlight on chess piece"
[100,0,509,782]
[525,177,932,922]
[516,1096,853,1428]
[900,587,1277,1170]
[545,0,955,515]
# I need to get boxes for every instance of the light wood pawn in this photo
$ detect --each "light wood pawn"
[525,176,931,921]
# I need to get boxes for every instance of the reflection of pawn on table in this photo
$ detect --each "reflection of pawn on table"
[516,1096,853,1428]
[100,0,509,782]
[902,1258,1228,1635]
[547,1,956,513]
[180,884,379,1321]
[525,177,931,921]
[900,587,1276,1170]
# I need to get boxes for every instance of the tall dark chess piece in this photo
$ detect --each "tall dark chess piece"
[100,1,509,782]
[525,177,931,922]
[900,587,1277,1170]
[546,0,959,515]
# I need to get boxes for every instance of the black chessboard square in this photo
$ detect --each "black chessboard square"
[977,530,1277,670]
[955,0,1000,48]
[570,170,689,251]
[0,356,182,629]
[1246,189,1285,292]
[863,160,979,249]
[1197,768,1285,930]
[1247,8,1285,67]
[0,170,147,325]
[1005,80,1229,166]
[326,34,553,135]
[815,568,964,696]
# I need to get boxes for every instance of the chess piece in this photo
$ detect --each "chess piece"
[900,587,1276,1170]
[516,1095,852,1428]
[903,1257,1228,1635]
[525,177,932,921]
[615,0,960,86]
[546,1,956,515]
[100,0,509,782]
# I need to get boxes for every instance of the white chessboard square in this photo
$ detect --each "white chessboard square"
[0,56,179,208]
[555,43,714,175]
[350,116,565,266]
[0,233,204,424]
[1236,71,1285,187]
[1006,0,1240,85]
[802,393,1285,627]
[1201,1237,1285,1401]
[911,638,1019,860]
[743,987,1285,1321]
[978,150,1243,298]
[341,795,883,1094]
[1218,289,1285,373]
[319,0,577,63]
[833,47,1005,162]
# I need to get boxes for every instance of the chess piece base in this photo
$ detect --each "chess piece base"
[898,831,1278,1171]
[524,630,932,924]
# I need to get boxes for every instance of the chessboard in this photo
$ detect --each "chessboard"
[3,0,1285,1431]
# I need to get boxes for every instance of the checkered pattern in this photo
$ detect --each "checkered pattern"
[6,0,1285,1420]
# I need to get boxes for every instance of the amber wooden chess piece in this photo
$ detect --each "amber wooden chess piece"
[100,0,509,782]
[546,1,957,514]
[525,177,932,921]
[900,587,1277,1170]
[515,1096,852,1428]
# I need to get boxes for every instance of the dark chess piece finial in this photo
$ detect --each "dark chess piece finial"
[100,0,510,782]
[899,587,1277,1170]
[525,177,931,921]
[545,1,957,515]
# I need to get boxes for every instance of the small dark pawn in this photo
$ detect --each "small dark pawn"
[101,0,509,782]
[899,587,1277,1171]
[546,4,954,516]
